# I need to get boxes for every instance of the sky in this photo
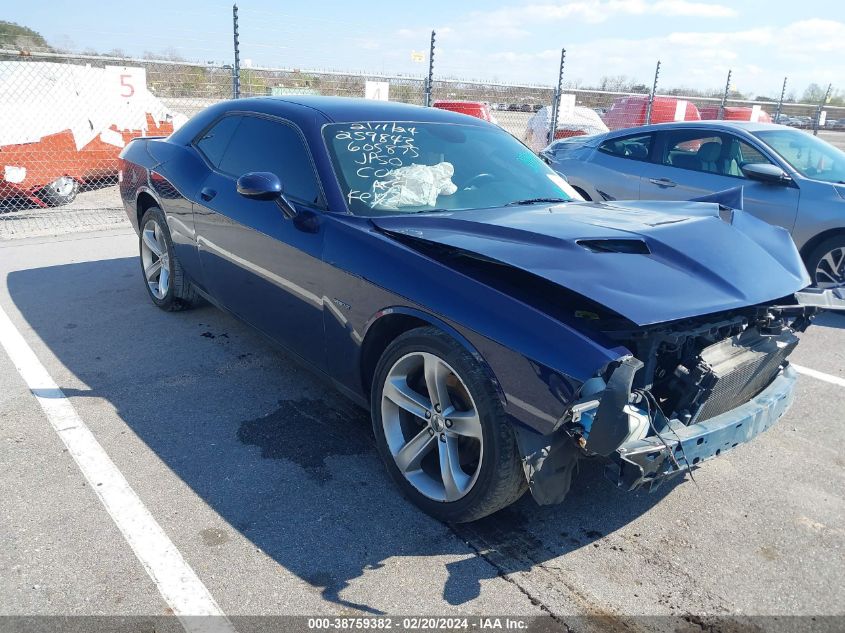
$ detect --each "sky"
[4,0,844,98]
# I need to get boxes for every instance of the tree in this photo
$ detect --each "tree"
[598,75,634,92]
[0,20,53,51]
[802,83,827,103]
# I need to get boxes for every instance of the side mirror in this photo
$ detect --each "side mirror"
[741,163,790,184]
[236,171,297,218]
[237,171,282,200]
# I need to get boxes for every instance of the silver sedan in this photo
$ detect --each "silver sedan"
[543,121,845,287]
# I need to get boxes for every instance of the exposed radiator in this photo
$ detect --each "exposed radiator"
[694,327,799,422]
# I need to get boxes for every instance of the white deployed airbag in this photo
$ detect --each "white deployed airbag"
[370,162,457,210]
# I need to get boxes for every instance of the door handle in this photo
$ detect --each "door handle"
[200,187,217,201]
[649,178,676,188]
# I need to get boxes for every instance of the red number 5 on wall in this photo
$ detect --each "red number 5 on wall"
[119,74,135,98]
[106,66,147,102]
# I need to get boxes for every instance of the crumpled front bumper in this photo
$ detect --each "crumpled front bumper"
[608,364,797,490]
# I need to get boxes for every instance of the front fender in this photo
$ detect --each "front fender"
[322,215,628,435]
[361,305,507,405]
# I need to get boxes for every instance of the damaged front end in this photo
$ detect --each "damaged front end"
[519,304,814,503]
[368,196,830,505]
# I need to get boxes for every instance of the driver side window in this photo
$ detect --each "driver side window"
[734,139,773,173]
[216,116,322,206]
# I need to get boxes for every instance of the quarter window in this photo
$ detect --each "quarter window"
[217,116,321,205]
[597,134,653,161]
[195,115,242,168]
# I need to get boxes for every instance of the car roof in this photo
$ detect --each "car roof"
[167,95,494,149]
[232,96,490,125]
[606,120,786,137]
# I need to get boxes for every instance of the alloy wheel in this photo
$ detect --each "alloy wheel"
[140,219,170,300]
[381,351,483,502]
[815,247,845,288]
[49,176,76,198]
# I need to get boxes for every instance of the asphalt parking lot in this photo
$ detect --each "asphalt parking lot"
[1,194,844,632]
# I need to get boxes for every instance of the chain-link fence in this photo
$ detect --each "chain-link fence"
[0,50,436,223]
[1,44,843,238]
[0,50,226,226]
[549,89,845,132]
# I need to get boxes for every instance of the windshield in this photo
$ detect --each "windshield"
[754,129,845,183]
[323,121,575,216]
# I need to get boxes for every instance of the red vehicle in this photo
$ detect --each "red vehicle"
[603,95,700,130]
[699,105,772,123]
[432,100,497,124]
[1,116,177,207]
[1,61,183,208]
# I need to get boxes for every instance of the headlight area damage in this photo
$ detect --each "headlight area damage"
[517,305,814,505]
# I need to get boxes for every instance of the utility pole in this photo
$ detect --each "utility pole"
[718,69,732,120]
[232,3,241,99]
[548,49,566,145]
[774,77,787,124]
[645,60,661,125]
[813,83,833,136]
[424,30,436,107]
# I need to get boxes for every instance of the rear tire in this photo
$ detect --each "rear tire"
[805,236,845,288]
[371,327,527,523]
[139,206,201,311]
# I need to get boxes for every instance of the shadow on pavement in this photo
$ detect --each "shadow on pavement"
[813,310,845,330]
[7,257,678,613]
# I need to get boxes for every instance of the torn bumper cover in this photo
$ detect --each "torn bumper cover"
[515,312,804,506]
[608,364,797,490]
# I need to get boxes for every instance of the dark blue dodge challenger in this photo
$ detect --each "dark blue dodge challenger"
[119,96,817,522]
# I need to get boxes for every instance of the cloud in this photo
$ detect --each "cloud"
[396,26,454,40]
[650,0,736,17]
[488,50,562,63]
[432,19,844,97]
[469,0,736,37]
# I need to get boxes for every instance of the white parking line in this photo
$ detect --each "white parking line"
[792,364,845,388]
[0,305,235,633]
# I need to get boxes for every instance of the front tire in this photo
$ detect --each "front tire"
[371,327,527,523]
[139,206,200,311]
[805,236,845,288]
